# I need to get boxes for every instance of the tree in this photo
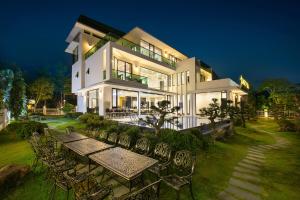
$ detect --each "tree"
[199,98,223,128]
[28,77,54,111]
[0,69,14,108]
[9,69,27,119]
[139,100,180,136]
[259,79,294,120]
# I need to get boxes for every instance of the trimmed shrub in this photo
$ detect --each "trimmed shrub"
[294,120,300,133]
[125,126,141,146]
[62,103,75,113]
[6,121,48,139]
[65,112,83,119]
[160,129,201,153]
[79,113,106,130]
[278,119,295,132]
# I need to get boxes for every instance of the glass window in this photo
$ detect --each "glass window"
[177,73,181,86]
[112,89,117,107]
[154,47,162,61]
[181,72,185,85]
[140,40,149,57]
[102,49,106,69]
[172,74,176,86]
[187,71,190,83]
[72,46,78,64]
[87,89,99,113]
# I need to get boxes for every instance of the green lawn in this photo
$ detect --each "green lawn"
[0,118,299,199]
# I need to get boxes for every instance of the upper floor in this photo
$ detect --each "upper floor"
[65,16,228,94]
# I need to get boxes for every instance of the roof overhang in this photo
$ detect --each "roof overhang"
[123,27,188,60]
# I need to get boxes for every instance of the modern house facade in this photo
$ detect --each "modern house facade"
[65,15,247,116]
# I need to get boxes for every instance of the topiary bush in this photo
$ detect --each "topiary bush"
[79,113,106,130]
[125,126,141,146]
[160,129,201,153]
[278,119,296,132]
[6,121,48,139]
[65,112,83,119]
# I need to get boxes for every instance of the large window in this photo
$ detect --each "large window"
[87,89,99,113]
[140,40,162,62]
[111,89,138,109]
[113,57,132,80]
[140,67,167,91]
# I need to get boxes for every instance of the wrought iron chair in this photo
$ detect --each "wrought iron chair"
[107,132,118,145]
[148,142,172,177]
[66,126,75,134]
[113,179,161,200]
[48,151,79,200]
[117,133,131,149]
[161,150,195,200]
[98,131,108,142]
[73,174,112,200]
[132,137,150,155]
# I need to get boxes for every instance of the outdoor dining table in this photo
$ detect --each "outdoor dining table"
[89,147,158,191]
[55,132,89,143]
[64,138,113,157]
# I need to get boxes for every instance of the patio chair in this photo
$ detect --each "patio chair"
[132,137,150,155]
[148,142,172,177]
[117,133,131,149]
[66,126,75,134]
[107,132,118,145]
[73,174,112,200]
[161,150,195,200]
[113,179,161,200]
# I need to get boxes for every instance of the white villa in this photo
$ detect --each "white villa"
[65,15,247,117]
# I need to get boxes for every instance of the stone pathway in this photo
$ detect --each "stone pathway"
[218,136,290,200]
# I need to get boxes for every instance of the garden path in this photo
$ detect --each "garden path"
[218,131,289,200]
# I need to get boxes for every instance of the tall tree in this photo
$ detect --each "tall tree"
[9,69,27,119]
[29,77,54,111]
[259,79,294,120]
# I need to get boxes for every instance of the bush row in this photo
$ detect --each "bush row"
[5,121,48,139]
[278,119,300,132]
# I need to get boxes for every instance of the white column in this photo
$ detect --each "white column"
[137,91,141,117]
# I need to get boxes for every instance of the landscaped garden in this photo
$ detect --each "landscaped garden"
[0,116,300,200]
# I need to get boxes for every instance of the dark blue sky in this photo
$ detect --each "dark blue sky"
[0,0,299,87]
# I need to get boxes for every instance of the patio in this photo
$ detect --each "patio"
[29,128,196,199]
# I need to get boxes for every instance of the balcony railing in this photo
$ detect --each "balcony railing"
[84,33,177,68]
[115,38,177,68]
[112,69,148,85]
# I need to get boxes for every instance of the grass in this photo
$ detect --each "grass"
[0,117,299,199]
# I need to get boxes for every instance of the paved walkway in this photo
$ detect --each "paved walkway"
[218,134,289,200]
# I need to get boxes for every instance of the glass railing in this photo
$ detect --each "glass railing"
[85,34,120,59]
[112,69,148,85]
[84,33,178,68]
[115,38,177,68]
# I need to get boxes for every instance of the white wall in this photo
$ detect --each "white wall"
[195,92,221,114]
[72,61,81,93]
[85,44,110,88]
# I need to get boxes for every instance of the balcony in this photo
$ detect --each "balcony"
[84,34,177,68]
[112,69,148,86]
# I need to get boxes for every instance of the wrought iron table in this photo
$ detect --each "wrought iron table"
[89,147,158,190]
[64,138,113,156]
[55,132,89,143]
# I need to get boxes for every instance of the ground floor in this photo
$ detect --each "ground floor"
[75,83,246,116]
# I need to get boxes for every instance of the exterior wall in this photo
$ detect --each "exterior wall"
[195,92,221,114]
[84,43,110,87]
[72,61,81,93]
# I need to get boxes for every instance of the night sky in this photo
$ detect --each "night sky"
[0,0,299,87]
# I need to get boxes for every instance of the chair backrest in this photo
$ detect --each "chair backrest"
[98,131,108,141]
[117,133,131,149]
[173,150,195,176]
[134,137,150,155]
[153,142,171,163]
[115,179,161,200]
[44,128,51,137]
[107,132,118,144]
[66,126,75,134]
